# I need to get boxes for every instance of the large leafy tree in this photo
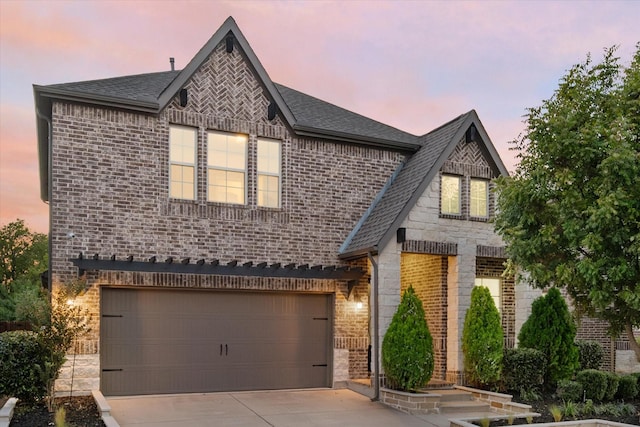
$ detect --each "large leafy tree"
[495,45,640,360]
[0,219,48,287]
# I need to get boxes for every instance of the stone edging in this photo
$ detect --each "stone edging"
[0,398,18,427]
[0,392,118,427]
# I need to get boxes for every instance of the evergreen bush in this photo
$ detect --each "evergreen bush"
[462,286,503,387]
[381,285,434,391]
[576,340,604,371]
[616,375,639,400]
[0,330,49,401]
[502,347,546,394]
[518,288,579,388]
[603,372,619,402]
[576,369,608,402]
[556,379,583,402]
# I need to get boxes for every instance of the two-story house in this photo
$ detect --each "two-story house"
[34,17,521,398]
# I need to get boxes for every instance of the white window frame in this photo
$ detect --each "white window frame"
[257,138,281,208]
[470,178,489,218]
[474,277,501,313]
[441,174,461,215]
[207,131,248,205]
[169,125,197,201]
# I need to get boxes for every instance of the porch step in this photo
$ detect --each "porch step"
[435,389,475,402]
[439,399,491,414]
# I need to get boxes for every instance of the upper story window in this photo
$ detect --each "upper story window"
[441,175,461,215]
[207,131,248,205]
[257,138,281,208]
[470,179,489,218]
[169,125,196,200]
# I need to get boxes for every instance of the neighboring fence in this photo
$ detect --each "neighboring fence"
[0,321,32,333]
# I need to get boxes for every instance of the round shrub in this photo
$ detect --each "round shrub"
[576,369,607,402]
[382,285,434,391]
[502,347,546,394]
[576,340,604,371]
[616,375,638,400]
[462,286,504,387]
[0,330,49,401]
[518,288,579,388]
[603,372,619,401]
[556,379,583,402]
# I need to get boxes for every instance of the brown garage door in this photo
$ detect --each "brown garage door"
[100,288,332,396]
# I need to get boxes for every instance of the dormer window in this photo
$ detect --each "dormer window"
[441,175,461,215]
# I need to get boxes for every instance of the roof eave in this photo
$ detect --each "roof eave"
[338,246,378,261]
[34,85,160,113]
[294,125,420,152]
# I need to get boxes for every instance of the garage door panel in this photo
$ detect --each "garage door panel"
[101,288,331,395]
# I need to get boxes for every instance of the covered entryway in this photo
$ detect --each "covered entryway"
[100,288,332,396]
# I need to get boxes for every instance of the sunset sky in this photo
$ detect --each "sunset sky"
[1,0,638,233]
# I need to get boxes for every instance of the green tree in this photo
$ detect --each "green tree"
[382,285,434,391]
[0,219,48,287]
[462,286,503,388]
[495,45,640,360]
[518,288,580,388]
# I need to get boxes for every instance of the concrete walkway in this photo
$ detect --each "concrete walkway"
[106,388,454,427]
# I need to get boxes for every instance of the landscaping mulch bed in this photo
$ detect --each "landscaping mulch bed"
[486,396,640,426]
[8,395,105,427]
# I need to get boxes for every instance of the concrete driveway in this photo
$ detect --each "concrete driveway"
[106,388,451,427]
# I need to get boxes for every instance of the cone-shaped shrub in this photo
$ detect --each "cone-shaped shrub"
[518,287,579,388]
[462,285,504,387]
[382,285,434,391]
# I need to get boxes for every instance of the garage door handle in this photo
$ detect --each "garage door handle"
[225,344,228,355]
[312,364,327,367]
[220,344,223,356]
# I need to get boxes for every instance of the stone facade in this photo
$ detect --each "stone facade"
[376,136,513,385]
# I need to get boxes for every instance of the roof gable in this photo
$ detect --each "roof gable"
[339,110,508,258]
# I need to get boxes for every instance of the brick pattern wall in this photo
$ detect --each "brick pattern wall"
[400,253,448,380]
[576,316,614,371]
[475,257,515,348]
[49,38,401,389]
[439,138,498,222]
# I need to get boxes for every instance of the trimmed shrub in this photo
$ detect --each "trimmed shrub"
[556,379,583,402]
[576,340,604,371]
[0,330,49,401]
[616,375,639,400]
[502,347,546,395]
[462,286,504,387]
[382,285,434,391]
[518,288,579,388]
[576,369,607,402]
[603,372,619,401]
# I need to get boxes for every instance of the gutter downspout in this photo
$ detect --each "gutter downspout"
[36,107,53,296]
[367,251,379,401]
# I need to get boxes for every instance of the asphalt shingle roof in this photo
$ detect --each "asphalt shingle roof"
[44,71,180,105]
[274,83,418,147]
[339,112,471,257]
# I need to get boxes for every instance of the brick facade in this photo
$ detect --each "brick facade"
[49,38,400,392]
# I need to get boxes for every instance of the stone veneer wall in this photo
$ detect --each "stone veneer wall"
[48,38,401,393]
[401,253,448,380]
